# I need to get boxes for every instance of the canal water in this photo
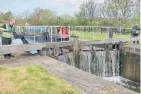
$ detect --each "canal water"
[57,50,140,93]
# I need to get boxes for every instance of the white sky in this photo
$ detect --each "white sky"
[0,0,104,16]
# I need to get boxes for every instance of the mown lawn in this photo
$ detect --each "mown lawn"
[0,65,82,94]
[70,31,131,40]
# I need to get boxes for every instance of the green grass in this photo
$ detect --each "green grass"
[70,31,131,40]
[0,65,82,94]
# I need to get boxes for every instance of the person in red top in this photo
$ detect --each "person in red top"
[61,27,69,41]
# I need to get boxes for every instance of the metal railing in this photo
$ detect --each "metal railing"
[10,25,137,43]
[14,26,71,43]
[69,26,133,40]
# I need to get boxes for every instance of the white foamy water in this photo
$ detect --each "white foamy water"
[103,76,140,92]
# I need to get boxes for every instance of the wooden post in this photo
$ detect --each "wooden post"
[89,45,94,73]
[72,36,81,68]
[118,41,124,50]
[72,36,80,52]
[39,47,49,56]
[51,26,53,42]
[108,43,113,50]
[104,43,110,77]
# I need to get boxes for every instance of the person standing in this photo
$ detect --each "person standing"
[109,29,113,39]
[0,18,15,59]
[131,26,140,44]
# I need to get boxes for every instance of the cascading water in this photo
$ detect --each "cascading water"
[58,47,140,93]
[58,50,120,77]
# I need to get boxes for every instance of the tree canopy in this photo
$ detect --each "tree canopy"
[0,0,139,28]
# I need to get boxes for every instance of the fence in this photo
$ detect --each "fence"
[0,25,133,44]
[14,26,71,43]
[70,26,132,40]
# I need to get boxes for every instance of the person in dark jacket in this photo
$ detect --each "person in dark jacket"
[131,26,140,44]
[109,29,113,39]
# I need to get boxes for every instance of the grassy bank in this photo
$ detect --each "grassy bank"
[70,31,131,40]
[0,65,82,94]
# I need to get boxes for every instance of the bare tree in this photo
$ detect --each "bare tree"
[22,10,30,22]
[75,1,88,25]
[31,8,44,25]
[76,0,98,25]
[105,0,135,27]
[85,0,97,21]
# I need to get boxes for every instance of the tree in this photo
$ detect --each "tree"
[85,0,97,21]
[39,10,57,25]
[105,0,135,27]
[32,8,43,25]
[76,0,103,25]
[28,8,57,25]
[75,1,88,25]
[3,11,13,21]
[22,10,30,22]
[0,12,4,21]
[132,0,140,26]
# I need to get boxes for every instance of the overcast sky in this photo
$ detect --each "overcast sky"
[0,0,104,16]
